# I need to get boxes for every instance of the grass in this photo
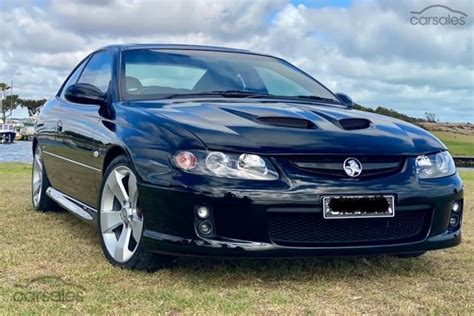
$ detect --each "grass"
[0,163,473,314]
[433,132,474,156]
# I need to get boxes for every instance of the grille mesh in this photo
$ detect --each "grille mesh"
[289,156,404,178]
[256,117,316,129]
[267,210,427,246]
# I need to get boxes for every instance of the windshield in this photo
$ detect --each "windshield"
[121,49,339,103]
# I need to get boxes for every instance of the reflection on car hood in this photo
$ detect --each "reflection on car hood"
[138,100,445,155]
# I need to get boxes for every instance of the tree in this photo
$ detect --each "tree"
[353,103,424,125]
[0,82,19,123]
[0,83,10,91]
[19,98,47,116]
[1,82,47,122]
[424,112,437,122]
[1,95,21,123]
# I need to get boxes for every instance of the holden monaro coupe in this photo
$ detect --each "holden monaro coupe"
[32,44,463,270]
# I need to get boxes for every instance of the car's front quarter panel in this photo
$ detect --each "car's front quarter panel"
[390,118,447,153]
[93,102,207,187]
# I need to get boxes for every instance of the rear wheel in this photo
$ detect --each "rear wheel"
[32,146,59,212]
[98,155,173,271]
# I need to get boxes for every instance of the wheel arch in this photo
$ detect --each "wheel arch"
[101,142,174,187]
[102,145,134,174]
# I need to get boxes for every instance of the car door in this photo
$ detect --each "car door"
[48,51,113,208]
[41,56,89,197]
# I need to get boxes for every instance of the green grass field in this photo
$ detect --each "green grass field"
[434,132,474,156]
[0,163,473,314]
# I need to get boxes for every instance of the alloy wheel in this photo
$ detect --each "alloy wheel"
[100,166,143,263]
[32,148,43,208]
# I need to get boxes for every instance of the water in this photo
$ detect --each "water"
[0,141,33,163]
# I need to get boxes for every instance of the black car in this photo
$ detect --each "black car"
[32,44,463,270]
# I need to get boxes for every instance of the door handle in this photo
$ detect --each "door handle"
[57,120,63,133]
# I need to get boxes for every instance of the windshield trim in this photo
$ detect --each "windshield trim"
[118,48,342,105]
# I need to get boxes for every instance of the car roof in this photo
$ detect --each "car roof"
[99,43,253,54]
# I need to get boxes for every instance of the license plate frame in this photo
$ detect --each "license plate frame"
[322,195,395,219]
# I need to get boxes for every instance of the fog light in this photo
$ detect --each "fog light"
[452,201,461,213]
[449,215,459,227]
[196,206,210,219]
[198,221,213,235]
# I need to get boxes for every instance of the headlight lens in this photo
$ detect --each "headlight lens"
[205,152,231,175]
[175,151,197,170]
[174,151,278,180]
[416,151,456,179]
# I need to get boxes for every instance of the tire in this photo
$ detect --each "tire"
[98,155,173,271]
[394,252,426,258]
[32,146,60,212]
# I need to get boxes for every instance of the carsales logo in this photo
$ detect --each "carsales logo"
[410,4,468,26]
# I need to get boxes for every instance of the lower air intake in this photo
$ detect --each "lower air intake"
[267,210,429,246]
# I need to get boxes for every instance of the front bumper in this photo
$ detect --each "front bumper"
[143,229,461,257]
[138,168,464,257]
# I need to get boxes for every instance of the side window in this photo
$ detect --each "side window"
[78,51,113,93]
[59,58,88,98]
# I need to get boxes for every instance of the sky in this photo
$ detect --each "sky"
[0,0,473,122]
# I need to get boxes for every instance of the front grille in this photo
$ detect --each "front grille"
[288,155,404,178]
[267,210,429,246]
[256,116,317,129]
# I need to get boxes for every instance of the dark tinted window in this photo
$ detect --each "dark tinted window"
[59,58,88,98]
[78,51,113,93]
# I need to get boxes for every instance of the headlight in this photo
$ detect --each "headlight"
[173,150,279,180]
[416,151,456,179]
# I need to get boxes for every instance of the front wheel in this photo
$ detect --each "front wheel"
[98,155,173,271]
[32,146,59,212]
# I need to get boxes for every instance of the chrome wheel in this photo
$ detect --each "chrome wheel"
[32,148,43,208]
[100,166,143,263]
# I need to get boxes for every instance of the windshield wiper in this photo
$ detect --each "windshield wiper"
[160,91,340,104]
[292,95,339,103]
[161,90,270,100]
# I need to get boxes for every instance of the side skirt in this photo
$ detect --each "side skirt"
[46,187,97,224]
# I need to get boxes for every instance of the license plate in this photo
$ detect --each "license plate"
[322,195,395,219]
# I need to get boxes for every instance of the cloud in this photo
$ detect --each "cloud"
[300,1,473,67]
[0,0,472,122]
[48,0,287,39]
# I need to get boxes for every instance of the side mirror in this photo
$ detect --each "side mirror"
[65,83,107,106]
[335,92,354,108]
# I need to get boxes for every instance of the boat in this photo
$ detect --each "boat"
[0,124,16,143]
[12,119,35,141]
